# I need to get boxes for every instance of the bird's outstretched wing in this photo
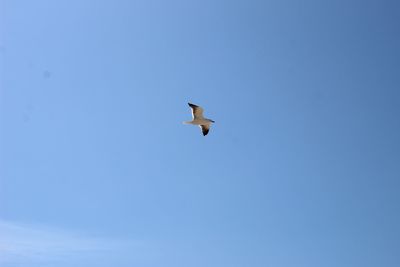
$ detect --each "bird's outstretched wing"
[188,103,204,119]
[199,125,210,136]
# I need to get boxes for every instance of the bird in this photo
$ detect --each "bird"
[183,103,215,136]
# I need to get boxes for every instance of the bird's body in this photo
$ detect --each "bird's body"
[183,118,214,126]
[184,103,215,136]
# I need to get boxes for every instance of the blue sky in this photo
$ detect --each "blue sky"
[1,0,400,266]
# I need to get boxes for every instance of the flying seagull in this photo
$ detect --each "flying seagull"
[184,103,215,136]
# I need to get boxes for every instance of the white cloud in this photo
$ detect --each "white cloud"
[0,219,131,265]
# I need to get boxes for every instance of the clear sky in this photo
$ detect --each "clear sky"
[1,0,400,266]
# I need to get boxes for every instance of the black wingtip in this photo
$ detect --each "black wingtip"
[188,102,198,108]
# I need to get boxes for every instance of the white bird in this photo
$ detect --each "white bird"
[183,103,215,136]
